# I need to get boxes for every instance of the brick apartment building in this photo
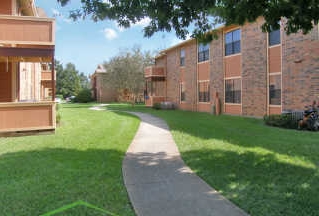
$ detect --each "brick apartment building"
[91,64,117,103]
[91,64,145,103]
[144,17,319,117]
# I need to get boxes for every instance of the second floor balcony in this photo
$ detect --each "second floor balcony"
[0,15,55,46]
[144,66,165,78]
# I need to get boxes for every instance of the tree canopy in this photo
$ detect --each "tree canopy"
[57,0,318,39]
[56,61,85,98]
[103,46,153,104]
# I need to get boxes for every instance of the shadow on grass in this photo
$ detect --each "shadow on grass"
[181,148,319,216]
[109,104,319,164]
[0,148,135,216]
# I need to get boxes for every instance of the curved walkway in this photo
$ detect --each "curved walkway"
[123,112,249,216]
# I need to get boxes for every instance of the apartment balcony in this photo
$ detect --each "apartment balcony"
[144,66,165,78]
[0,15,55,46]
[0,101,56,133]
[41,70,55,80]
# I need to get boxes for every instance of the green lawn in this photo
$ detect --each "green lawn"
[0,103,139,216]
[108,104,319,216]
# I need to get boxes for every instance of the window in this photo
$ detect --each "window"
[41,63,52,71]
[225,79,241,103]
[180,49,185,66]
[198,43,209,62]
[269,75,281,105]
[180,82,186,102]
[225,29,241,56]
[44,88,52,99]
[269,27,281,46]
[198,81,210,102]
[41,64,48,71]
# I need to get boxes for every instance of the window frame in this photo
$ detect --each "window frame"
[198,43,210,62]
[180,49,185,66]
[225,78,241,104]
[268,28,281,47]
[198,81,210,103]
[180,82,186,102]
[268,22,281,47]
[269,74,281,105]
[225,29,241,56]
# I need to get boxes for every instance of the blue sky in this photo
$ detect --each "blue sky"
[35,0,185,76]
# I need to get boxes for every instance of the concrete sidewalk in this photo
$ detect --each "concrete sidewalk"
[122,112,249,216]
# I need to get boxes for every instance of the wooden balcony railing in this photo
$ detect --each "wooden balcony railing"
[41,70,55,80]
[144,66,165,78]
[0,101,56,133]
[0,15,55,45]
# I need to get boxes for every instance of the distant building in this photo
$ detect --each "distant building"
[91,64,117,103]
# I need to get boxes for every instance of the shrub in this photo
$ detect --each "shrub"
[263,114,298,129]
[76,88,93,103]
[153,103,161,110]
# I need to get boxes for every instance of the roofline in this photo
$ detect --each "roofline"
[155,24,233,59]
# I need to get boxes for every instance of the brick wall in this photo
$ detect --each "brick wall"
[282,26,319,110]
[241,18,268,116]
[184,41,198,111]
[210,31,225,113]
[95,73,117,102]
[166,49,180,105]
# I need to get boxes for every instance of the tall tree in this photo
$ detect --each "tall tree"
[103,47,153,104]
[56,62,81,98]
[57,0,318,39]
[79,72,90,89]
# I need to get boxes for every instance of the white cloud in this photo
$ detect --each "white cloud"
[103,28,118,40]
[132,17,151,28]
[114,17,151,32]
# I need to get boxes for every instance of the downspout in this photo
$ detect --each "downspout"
[195,39,198,112]
[17,63,20,101]
[32,63,35,100]
[266,32,269,115]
